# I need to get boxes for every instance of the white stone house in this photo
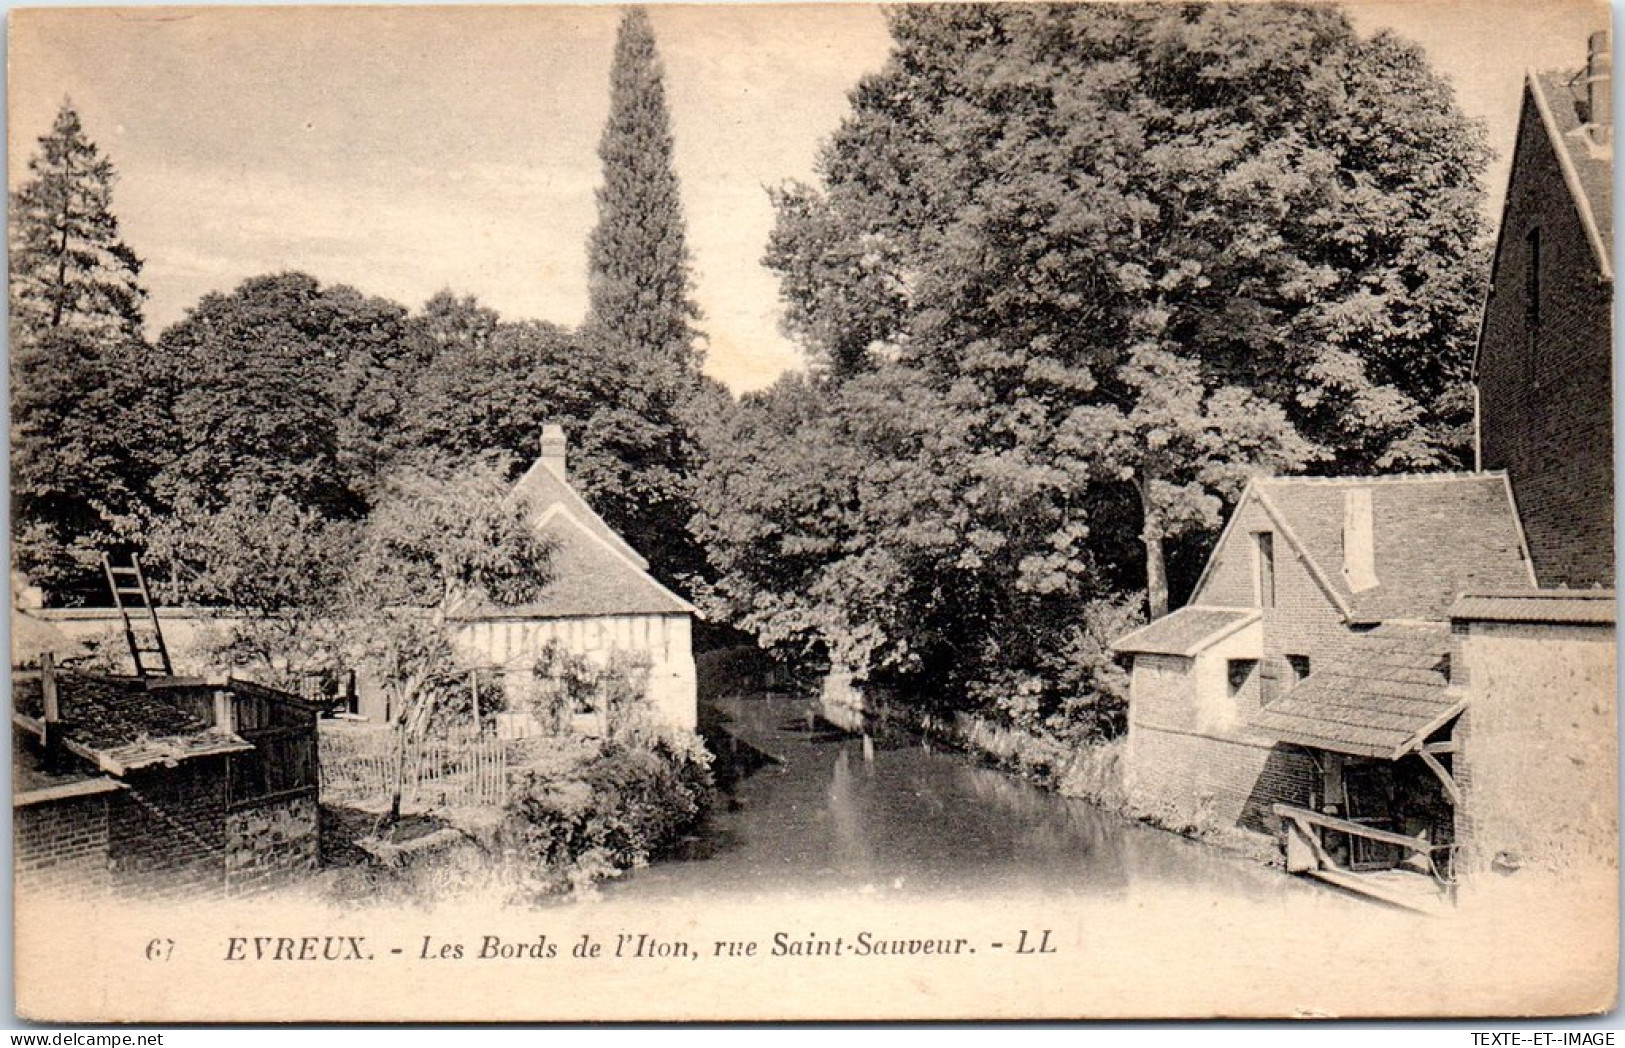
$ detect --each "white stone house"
[444,425,699,734]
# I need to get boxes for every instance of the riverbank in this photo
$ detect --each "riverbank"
[609,690,1318,904]
[820,681,1285,870]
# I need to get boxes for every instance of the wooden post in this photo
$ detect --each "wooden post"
[40,653,59,724]
[212,689,235,733]
[470,669,481,737]
[39,653,60,760]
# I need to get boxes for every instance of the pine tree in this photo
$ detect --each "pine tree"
[11,101,145,342]
[584,7,701,366]
[10,101,154,603]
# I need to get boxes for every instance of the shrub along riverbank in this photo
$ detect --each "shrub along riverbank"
[317,727,715,906]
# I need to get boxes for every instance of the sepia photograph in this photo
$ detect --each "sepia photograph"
[6,0,1618,1023]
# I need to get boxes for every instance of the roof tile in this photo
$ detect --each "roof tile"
[1250,623,1462,759]
[1110,606,1256,657]
[1255,473,1533,622]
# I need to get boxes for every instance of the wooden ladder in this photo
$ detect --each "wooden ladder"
[101,553,173,678]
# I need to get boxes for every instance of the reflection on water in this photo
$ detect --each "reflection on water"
[611,693,1324,904]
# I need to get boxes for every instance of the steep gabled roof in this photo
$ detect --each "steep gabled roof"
[1528,67,1613,278]
[454,460,695,621]
[511,458,649,570]
[1215,472,1536,624]
[1250,623,1462,760]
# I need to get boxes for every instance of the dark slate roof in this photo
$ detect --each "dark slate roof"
[1451,589,1616,625]
[12,671,252,773]
[1252,472,1534,624]
[1530,67,1614,275]
[1110,606,1257,657]
[453,460,694,620]
[1250,623,1462,760]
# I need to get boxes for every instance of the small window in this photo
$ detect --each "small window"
[1287,654,1312,682]
[1254,532,1275,609]
[1524,227,1543,332]
[1525,227,1542,377]
[1227,659,1257,698]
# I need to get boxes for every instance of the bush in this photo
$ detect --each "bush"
[502,730,713,899]
[502,641,654,736]
[969,595,1141,745]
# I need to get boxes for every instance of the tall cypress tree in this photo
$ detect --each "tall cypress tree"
[572,7,716,593]
[584,6,701,366]
[10,101,154,603]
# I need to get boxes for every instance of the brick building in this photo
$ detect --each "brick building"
[1112,473,1535,858]
[1475,32,1614,587]
[12,666,321,898]
[1112,34,1616,906]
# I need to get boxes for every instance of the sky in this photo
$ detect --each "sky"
[6,0,1612,393]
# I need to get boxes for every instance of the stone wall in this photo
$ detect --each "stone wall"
[1453,620,1617,880]
[1125,653,1317,836]
[225,793,320,895]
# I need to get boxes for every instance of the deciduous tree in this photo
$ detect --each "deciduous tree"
[762,4,1490,618]
[143,272,410,519]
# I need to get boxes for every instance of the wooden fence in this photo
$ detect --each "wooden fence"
[319,723,509,808]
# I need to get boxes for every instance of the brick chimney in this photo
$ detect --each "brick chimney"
[1342,488,1378,593]
[540,424,567,483]
[1586,29,1612,137]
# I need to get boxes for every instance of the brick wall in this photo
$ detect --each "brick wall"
[1126,721,1317,837]
[1126,496,1350,839]
[1126,653,1319,836]
[1192,498,1353,705]
[1478,90,1615,588]
[225,793,320,895]
[14,796,113,898]
[108,758,231,899]
[1453,621,1617,882]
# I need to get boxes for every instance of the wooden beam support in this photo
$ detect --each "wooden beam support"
[1417,749,1462,806]
[1422,741,1457,755]
[1272,803,1432,853]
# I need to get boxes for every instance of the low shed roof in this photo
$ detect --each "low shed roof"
[1110,606,1258,657]
[1250,623,1462,761]
[1451,589,1615,626]
[13,671,255,776]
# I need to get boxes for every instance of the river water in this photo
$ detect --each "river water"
[610,691,1338,906]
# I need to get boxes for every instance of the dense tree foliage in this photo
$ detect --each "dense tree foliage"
[140,272,411,519]
[574,6,717,588]
[10,103,157,602]
[699,3,1491,730]
[763,4,1489,618]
